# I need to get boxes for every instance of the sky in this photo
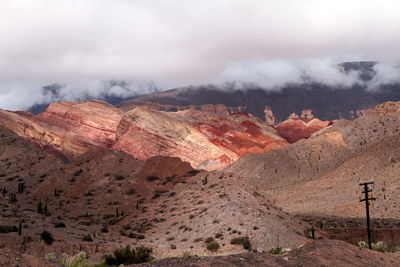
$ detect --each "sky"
[1,0,400,110]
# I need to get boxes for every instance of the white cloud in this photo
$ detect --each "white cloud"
[217,59,365,89]
[367,63,400,90]
[1,0,400,110]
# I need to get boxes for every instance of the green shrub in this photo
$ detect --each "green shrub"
[269,247,283,254]
[152,190,168,199]
[82,234,93,242]
[205,237,215,243]
[0,225,18,233]
[115,175,125,181]
[41,231,54,245]
[372,241,388,252]
[230,236,251,250]
[146,176,160,182]
[206,241,220,252]
[186,169,200,177]
[73,169,83,176]
[104,245,154,265]
[55,222,66,228]
[45,253,56,261]
[183,251,193,258]
[128,232,145,239]
[126,189,136,195]
[60,251,102,267]
[205,237,219,252]
[101,225,108,233]
[60,252,107,267]
[357,240,400,252]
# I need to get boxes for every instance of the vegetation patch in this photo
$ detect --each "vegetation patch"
[55,222,66,228]
[357,241,400,253]
[152,189,168,199]
[0,225,18,233]
[104,245,154,265]
[115,175,126,181]
[41,231,54,245]
[205,237,220,252]
[269,247,284,254]
[230,236,251,250]
[146,176,160,182]
[82,234,93,242]
[186,169,200,177]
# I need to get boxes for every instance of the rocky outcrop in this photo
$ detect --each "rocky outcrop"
[374,101,400,114]
[113,107,288,169]
[276,109,332,143]
[117,99,247,115]
[0,100,288,170]
[264,106,275,126]
[0,100,124,161]
[35,100,124,148]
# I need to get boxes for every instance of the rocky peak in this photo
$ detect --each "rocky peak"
[276,110,330,143]
[264,106,275,126]
[301,109,314,120]
[288,113,299,120]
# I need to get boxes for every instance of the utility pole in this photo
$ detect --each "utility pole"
[359,179,376,249]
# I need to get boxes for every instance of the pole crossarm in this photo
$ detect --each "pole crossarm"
[359,181,374,185]
[360,197,376,202]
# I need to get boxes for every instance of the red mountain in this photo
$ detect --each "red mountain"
[276,109,332,143]
[0,100,291,169]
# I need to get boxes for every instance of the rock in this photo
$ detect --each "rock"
[374,101,400,114]
[264,106,275,126]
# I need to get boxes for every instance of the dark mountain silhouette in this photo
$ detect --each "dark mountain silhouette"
[117,62,400,122]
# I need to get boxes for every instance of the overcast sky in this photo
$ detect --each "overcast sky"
[1,0,400,110]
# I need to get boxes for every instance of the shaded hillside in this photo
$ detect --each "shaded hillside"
[118,82,400,123]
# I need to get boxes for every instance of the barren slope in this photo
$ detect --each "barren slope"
[0,128,308,264]
[226,101,400,218]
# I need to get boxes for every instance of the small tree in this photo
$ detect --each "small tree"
[41,231,54,245]
[82,234,93,242]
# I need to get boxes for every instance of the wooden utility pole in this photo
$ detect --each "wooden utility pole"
[359,180,376,249]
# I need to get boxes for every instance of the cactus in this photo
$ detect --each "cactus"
[37,200,43,214]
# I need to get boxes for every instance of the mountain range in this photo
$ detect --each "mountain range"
[1,76,400,265]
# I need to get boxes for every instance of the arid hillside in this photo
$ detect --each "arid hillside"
[0,125,309,265]
[2,101,400,266]
[227,101,400,218]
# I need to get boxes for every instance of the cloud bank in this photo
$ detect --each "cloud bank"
[1,0,400,110]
